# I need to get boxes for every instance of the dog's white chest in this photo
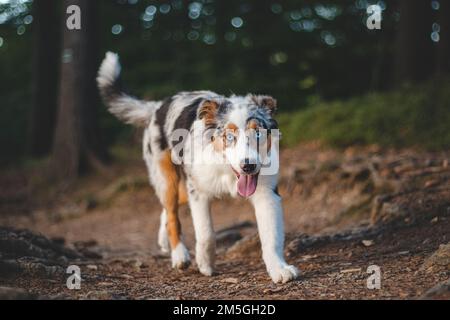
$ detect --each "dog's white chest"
[191,165,237,198]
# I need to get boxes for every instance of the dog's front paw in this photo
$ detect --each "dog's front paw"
[268,264,299,284]
[195,240,216,276]
[171,243,191,270]
[198,264,214,276]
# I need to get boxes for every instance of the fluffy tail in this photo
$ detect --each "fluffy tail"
[97,52,158,127]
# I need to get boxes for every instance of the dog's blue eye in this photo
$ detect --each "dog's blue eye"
[226,133,235,142]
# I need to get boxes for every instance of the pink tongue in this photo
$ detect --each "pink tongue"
[237,174,258,198]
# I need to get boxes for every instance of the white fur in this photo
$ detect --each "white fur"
[180,126,297,282]
[157,210,170,254]
[97,52,159,127]
[251,182,299,283]
[151,110,298,282]
[171,243,191,269]
[188,192,215,276]
[97,52,121,85]
[100,52,298,283]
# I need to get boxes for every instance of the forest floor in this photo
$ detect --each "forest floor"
[0,143,449,299]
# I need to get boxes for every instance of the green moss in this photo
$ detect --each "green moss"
[278,81,450,150]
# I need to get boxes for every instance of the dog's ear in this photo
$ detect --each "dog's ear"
[198,100,219,128]
[251,95,278,116]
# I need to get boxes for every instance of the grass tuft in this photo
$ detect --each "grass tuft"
[278,80,450,150]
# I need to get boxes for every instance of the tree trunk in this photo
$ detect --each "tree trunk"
[437,0,450,75]
[80,1,109,168]
[51,0,107,183]
[29,0,60,157]
[394,0,434,85]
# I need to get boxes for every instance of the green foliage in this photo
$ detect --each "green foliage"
[278,81,450,150]
[0,0,445,166]
[0,26,32,165]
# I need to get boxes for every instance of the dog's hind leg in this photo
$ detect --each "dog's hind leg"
[157,209,170,253]
[157,182,188,254]
[159,150,190,269]
[187,182,215,276]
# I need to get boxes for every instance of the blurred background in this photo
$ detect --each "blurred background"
[0,0,449,177]
[1,1,450,299]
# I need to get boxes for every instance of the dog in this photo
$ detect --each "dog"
[97,52,298,283]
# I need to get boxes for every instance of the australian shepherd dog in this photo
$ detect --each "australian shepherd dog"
[97,52,298,283]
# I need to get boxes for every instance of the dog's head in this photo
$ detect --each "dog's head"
[198,94,279,198]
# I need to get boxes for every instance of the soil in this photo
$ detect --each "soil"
[0,143,449,299]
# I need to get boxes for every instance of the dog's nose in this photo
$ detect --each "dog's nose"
[240,159,257,174]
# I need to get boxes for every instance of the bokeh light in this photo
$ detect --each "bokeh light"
[431,1,440,10]
[431,31,440,42]
[111,24,123,35]
[271,3,283,14]
[231,17,243,28]
[159,4,171,14]
[145,5,157,16]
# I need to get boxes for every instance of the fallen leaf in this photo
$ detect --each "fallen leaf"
[362,240,374,247]
[424,180,439,188]
[340,268,362,274]
[222,277,239,284]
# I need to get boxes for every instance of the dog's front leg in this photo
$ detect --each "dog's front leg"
[188,190,215,276]
[251,188,299,283]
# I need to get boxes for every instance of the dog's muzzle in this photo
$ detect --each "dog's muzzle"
[232,160,259,198]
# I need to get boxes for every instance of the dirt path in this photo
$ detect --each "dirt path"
[1,144,449,299]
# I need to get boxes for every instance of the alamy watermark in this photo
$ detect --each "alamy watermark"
[168,128,281,176]
[366,5,382,30]
[66,265,81,290]
[366,265,381,290]
[66,5,81,30]
[66,4,383,31]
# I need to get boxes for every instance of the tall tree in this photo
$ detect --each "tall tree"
[437,0,450,75]
[29,0,60,157]
[394,0,434,85]
[51,0,107,182]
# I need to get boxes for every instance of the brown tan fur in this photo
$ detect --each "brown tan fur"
[247,119,259,130]
[159,150,182,249]
[226,123,238,131]
[198,100,219,128]
[178,180,188,205]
